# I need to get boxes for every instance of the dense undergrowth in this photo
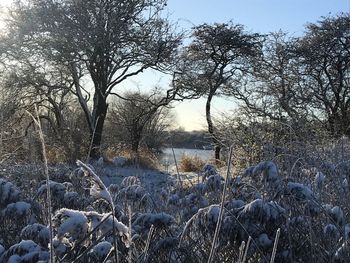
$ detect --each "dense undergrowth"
[1,147,350,263]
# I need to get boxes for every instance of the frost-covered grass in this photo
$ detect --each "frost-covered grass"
[1,149,350,262]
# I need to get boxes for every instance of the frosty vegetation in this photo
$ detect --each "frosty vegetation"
[0,0,349,262]
[1,151,350,262]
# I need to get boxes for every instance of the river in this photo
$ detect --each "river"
[160,147,213,166]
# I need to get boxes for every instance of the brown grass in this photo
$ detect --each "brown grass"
[178,154,206,172]
[104,147,161,170]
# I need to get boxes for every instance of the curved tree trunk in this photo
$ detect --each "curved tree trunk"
[206,90,221,161]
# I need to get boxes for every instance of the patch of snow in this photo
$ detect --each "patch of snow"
[55,208,89,240]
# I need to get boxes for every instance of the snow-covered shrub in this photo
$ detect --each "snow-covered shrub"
[225,199,245,211]
[324,223,340,240]
[35,180,67,210]
[0,240,49,263]
[257,233,273,250]
[20,224,49,248]
[153,236,178,253]
[183,192,209,214]
[205,174,224,192]
[238,199,285,225]
[88,212,129,243]
[286,182,314,201]
[167,193,180,206]
[76,161,114,206]
[63,191,85,210]
[52,237,70,258]
[245,161,279,183]
[108,184,119,196]
[53,208,89,242]
[0,178,21,208]
[51,209,130,261]
[202,164,217,180]
[2,201,31,218]
[207,205,220,226]
[180,205,222,245]
[119,184,145,201]
[133,212,175,234]
[189,182,207,195]
[87,241,113,261]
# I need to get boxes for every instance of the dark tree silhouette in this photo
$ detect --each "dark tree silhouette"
[174,22,262,160]
[8,0,182,158]
[296,14,350,137]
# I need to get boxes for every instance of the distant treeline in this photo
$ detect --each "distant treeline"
[166,129,212,149]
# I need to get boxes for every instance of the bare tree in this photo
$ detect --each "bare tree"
[295,13,350,137]
[174,22,262,160]
[234,32,306,122]
[7,0,182,158]
[108,91,172,154]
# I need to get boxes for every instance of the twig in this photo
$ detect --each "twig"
[143,225,155,263]
[270,228,281,263]
[207,145,234,263]
[171,146,182,188]
[27,106,54,263]
[128,206,133,263]
[102,247,115,263]
[242,236,252,263]
[76,160,119,263]
[73,228,113,263]
[238,241,246,263]
[86,116,100,162]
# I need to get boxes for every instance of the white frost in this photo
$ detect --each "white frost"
[55,208,88,240]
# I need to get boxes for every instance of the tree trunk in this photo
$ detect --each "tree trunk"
[131,136,140,154]
[206,90,221,161]
[90,92,108,159]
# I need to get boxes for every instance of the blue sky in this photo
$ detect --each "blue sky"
[166,0,349,35]
[161,0,350,131]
